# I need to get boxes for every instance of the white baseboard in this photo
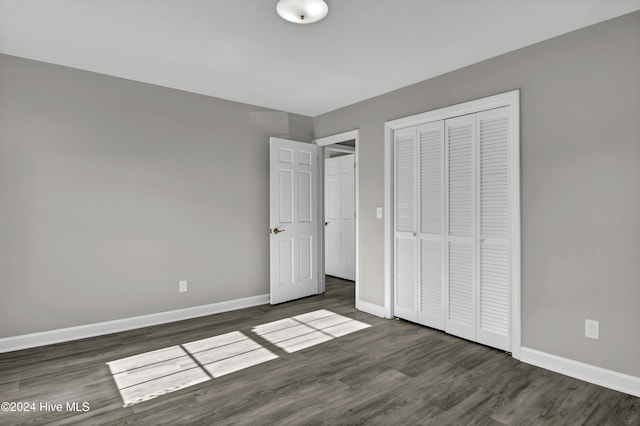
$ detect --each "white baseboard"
[356,299,387,318]
[520,347,640,398]
[0,294,269,354]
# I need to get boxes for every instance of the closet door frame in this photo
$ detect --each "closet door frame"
[383,90,521,359]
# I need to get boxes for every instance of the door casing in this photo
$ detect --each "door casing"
[313,130,360,302]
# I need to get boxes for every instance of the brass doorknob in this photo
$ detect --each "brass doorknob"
[272,227,285,235]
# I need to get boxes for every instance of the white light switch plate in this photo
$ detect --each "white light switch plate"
[179,280,188,293]
[376,207,383,219]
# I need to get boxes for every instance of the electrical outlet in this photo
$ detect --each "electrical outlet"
[179,280,188,293]
[376,207,383,219]
[585,319,599,340]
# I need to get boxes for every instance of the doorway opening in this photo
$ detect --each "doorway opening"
[314,130,359,305]
[324,142,355,282]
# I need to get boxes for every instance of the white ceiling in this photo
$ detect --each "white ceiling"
[1,1,638,116]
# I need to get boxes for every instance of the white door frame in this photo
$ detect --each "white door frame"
[383,90,521,359]
[313,130,359,300]
[325,145,355,155]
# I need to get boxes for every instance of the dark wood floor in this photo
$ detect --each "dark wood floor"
[0,276,638,425]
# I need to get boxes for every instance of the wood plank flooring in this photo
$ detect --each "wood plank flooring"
[0,276,638,425]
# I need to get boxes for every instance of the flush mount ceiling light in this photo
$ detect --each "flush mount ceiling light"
[276,0,328,24]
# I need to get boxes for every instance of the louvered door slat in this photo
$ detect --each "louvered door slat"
[420,127,442,235]
[394,127,418,322]
[417,121,444,330]
[395,133,415,233]
[396,238,416,311]
[477,107,511,351]
[448,242,473,325]
[420,239,442,323]
[445,114,476,341]
[447,122,473,238]
[480,245,509,334]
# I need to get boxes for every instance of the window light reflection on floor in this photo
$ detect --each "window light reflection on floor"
[107,345,210,407]
[106,310,370,406]
[106,331,277,407]
[183,331,278,378]
[252,309,371,353]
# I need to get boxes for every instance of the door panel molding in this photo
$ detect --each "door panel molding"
[269,137,319,304]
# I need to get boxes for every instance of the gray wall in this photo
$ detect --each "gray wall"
[1,12,638,379]
[0,54,312,337]
[314,11,640,377]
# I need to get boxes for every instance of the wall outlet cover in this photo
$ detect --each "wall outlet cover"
[585,319,599,340]
[179,280,188,293]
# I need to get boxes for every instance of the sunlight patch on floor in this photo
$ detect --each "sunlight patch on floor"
[106,346,210,407]
[107,310,370,406]
[183,331,279,378]
[252,309,371,353]
[107,331,277,407]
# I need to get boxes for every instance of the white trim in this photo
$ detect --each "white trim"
[324,145,355,155]
[510,91,521,359]
[354,133,360,304]
[315,129,358,147]
[314,129,360,304]
[356,300,387,318]
[315,143,326,294]
[384,123,394,318]
[0,294,269,353]
[521,347,640,398]
[384,90,521,354]
[386,91,519,130]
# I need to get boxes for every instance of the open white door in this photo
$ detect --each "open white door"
[269,137,319,304]
[324,154,355,281]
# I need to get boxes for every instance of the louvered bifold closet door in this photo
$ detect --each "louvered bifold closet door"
[417,121,445,330]
[476,107,511,351]
[393,127,418,322]
[445,114,477,342]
